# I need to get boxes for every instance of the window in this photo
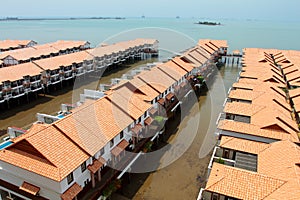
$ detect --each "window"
[100,148,105,156]
[212,193,219,200]
[67,172,74,185]
[120,131,124,139]
[144,112,147,118]
[110,139,114,148]
[138,117,141,123]
[81,161,87,173]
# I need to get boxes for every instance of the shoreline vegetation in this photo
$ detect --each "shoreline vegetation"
[0,17,126,21]
[195,21,221,26]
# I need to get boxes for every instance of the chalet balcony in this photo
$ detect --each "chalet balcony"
[158,93,181,117]
[174,82,191,100]
[207,145,258,180]
[198,189,238,200]
[224,113,250,124]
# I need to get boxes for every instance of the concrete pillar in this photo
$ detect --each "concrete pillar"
[91,172,95,188]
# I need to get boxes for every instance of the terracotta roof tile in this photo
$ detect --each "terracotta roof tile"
[54,114,107,156]
[172,57,195,72]
[61,183,82,200]
[131,123,143,135]
[205,163,285,200]
[137,67,175,93]
[19,181,40,195]
[218,119,299,142]
[220,136,270,155]
[289,88,300,98]
[0,62,43,82]
[129,78,159,101]
[144,116,154,126]
[0,40,35,50]
[224,101,265,116]
[34,51,91,70]
[0,40,88,61]
[88,159,104,174]
[108,83,152,120]
[0,125,89,181]
[111,139,129,157]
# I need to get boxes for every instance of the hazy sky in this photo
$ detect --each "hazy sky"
[0,0,299,21]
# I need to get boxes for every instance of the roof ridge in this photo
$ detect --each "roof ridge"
[53,123,94,156]
[220,136,234,146]
[13,139,57,168]
[262,180,287,199]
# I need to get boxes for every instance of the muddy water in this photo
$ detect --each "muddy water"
[0,58,158,131]
[130,65,240,200]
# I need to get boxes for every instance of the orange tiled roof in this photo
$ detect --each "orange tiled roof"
[0,40,35,50]
[224,101,265,117]
[137,67,175,93]
[0,40,88,61]
[172,57,195,72]
[289,88,300,99]
[19,181,40,195]
[0,46,60,61]
[54,114,107,156]
[0,62,43,82]
[111,139,129,157]
[208,140,300,199]
[34,51,92,70]
[206,163,286,200]
[108,83,151,120]
[129,78,159,101]
[219,136,270,155]
[228,89,264,101]
[157,62,186,80]
[0,125,89,181]
[258,140,300,199]
[12,123,49,143]
[87,159,104,174]
[218,119,299,142]
[61,183,82,200]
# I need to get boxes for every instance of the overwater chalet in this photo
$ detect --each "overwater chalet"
[201,138,300,200]
[0,39,227,200]
[0,62,43,103]
[198,47,300,200]
[0,40,37,52]
[34,51,93,85]
[0,39,159,105]
[0,40,90,66]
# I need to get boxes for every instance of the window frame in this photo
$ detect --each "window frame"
[67,172,74,185]
[81,161,87,173]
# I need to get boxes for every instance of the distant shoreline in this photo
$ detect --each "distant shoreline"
[0,17,126,21]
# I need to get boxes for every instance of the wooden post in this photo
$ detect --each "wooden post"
[97,169,101,182]
[91,172,95,188]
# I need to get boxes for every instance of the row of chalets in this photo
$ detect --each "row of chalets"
[198,48,300,199]
[0,39,227,199]
[0,39,159,105]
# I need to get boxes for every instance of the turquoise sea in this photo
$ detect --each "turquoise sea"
[1,18,300,53]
